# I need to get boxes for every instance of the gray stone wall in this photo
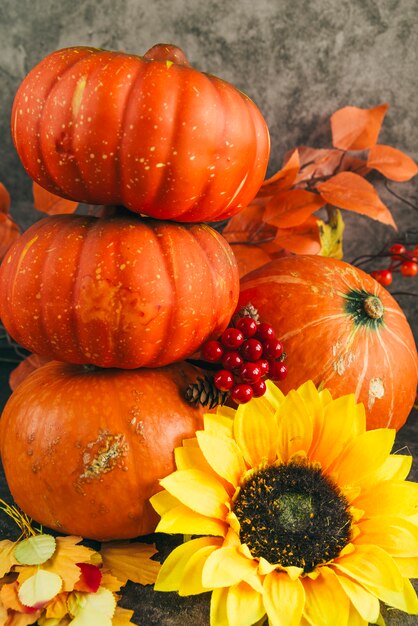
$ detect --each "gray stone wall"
[1,0,417,205]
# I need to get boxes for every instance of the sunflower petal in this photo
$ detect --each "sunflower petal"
[210,586,229,626]
[205,411,235,438]
[263,571,305,626]
[179,544,221,596]
[149,490,181,516]
[371,454,412,482]
[156,502,227,537]
[276,390,314,460]
[197,431,247,487]
[334,571,380,622]
[330,429,396,487]
[393,556,418,578]
[202,546,262,592]
[155,537,221,592]
[302,567,351,626]
[175,444,217,473]
[159,470,229,519]
[356,517,418,557]
[226,581,265,626]
[264,379,286,410]
[352,481,418,518]
[233,399,280,467]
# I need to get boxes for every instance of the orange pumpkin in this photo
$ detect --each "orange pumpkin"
[0,360,203,541]
[238,255,417,430]
[11,44,270,223]
[0,213,239,368]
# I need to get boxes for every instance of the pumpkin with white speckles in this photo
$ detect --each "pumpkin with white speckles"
[0,213,239,368]
[0,360,204,540]
[11,44,270,222]
[238,255,418,430]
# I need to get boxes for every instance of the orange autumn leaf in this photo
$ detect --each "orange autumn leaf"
[272,216,321,255]
[330,104,388,150]
[222,203,276,244]
[0,183,11,214]
[264,189,326,228]
[293,147,369,186]
[9,355,52,391]
[317,171,397,228]
[257,149,300,197]
[0,213,20,261]
[367,144,418,181]
[230,243,272,278]
[33,182,79,215]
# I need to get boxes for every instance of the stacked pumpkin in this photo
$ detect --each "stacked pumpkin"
[0,44,270,540]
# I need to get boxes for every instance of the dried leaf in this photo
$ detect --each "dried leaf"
[74,563,102,593]
[0,581,27,612]
[0,212,20,261]
[318,209,345,259]
[99,571,124,593]
[4,610,41,625]
[222,203,275,244]
[112,606,137,625]
[264,189,326,228]
[18,570,62,608]
[0,183,11,214]
[330,104,388,150]
[100,542,160,586]
[9,355,52,391]
[257,149,300,197]
[14,535,56,566]
[67,588,116,624]
[294,147,369,186]
[367,144,418,181]
[230,243,272,278]
[33,182,78,216]
[0,601,7,625]
[0,540,19,577]
[44,592,69,619]
[273,216,321,255]
[317,171,397,228]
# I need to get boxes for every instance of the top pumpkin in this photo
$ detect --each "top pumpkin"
[11,44,270,222]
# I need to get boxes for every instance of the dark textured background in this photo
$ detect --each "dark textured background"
[0,1,417,624]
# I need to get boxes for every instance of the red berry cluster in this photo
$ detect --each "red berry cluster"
[200,315,287,405]
[371,243,418,286]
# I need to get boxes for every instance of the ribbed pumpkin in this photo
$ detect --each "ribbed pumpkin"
[238,255,417,430]
[0,360,203,541]
[11,44,270,223]
[0,213,239,368]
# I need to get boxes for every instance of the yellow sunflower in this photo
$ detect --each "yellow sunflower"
[150,380,418,626]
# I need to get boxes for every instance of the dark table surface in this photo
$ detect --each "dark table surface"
[0,351,417,626]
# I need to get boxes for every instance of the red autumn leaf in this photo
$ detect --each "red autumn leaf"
[222,203,276,244]
[33,182,79,215]
[9,354,52,391]
[256,149,300,197]
[330,104,389,151]
[0,182,11,214]
[0,212,20,261]
[74,562,102,593]
[367,144,418,182]
[317,171,396,228]
[272,216,321,255]
[264,189,326,228]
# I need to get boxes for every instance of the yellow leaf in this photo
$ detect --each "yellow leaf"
[0,540,19,577]
[318,208,345,259]
[14,535,56,566]
[68,587,116,620]
[112,606,137,625]
[99,571,124,593]
[45,592,69,618]
[100,542,160,586]
[42,537,95,592]
[0,581,26,611]
[18,570,62,608]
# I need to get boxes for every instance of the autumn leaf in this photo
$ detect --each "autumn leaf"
[257,149,300,197]
[272,216,322,255]
[74,563,102,593]
[44,592,69,619]
[0,183,11,214]
[0,212,20,262]
[18,570,62,608]
[293,147,369,186]
[14,535,56,566]
[33,182,79,215]
[318,209,345,259]
[222,203,276,244]
[6,611,41,625]
[367,144,418,181]
[112,606,137,625]
[0,540,19,577]
[264,189,326,228]
[100,542,160,586]
[330,104,388,150]
[0,581,27,612]
[317,171,397,228]
[230,243,272,278]
[9,355,52,392]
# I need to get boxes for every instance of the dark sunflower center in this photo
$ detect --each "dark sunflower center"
[233,462,352,573]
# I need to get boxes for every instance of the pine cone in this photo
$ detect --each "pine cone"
[185,375,229,409]
[233,302,260,325]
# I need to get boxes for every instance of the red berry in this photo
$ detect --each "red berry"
[269,361,288,381]
[235,316,258,338]
[262,338,284,360]
[255,322,275,342]
[214,370,235,391]
[241,338,263,361]
[251,379,267,397]
[400,260,418,277]
[231,384,254,404]
[370,269,392,286]
[389,243,406,260]
[201,340,224,362]
[239,362,262,383]
[258,359,270,375]
[222,351,243,371]
[221,327,244,349]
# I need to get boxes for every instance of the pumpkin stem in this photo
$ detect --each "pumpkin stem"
[143,44,191,67]
[363,295,384,320]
